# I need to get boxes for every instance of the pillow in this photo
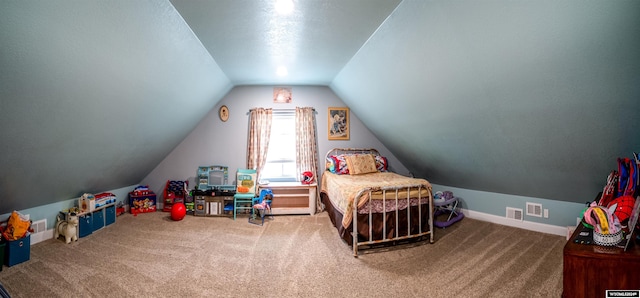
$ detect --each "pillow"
[326,155,349,175]
[326,156,337,172]
[345,154,378,175]
[374,155,388,172]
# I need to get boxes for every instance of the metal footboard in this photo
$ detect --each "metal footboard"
[352,184,434,257]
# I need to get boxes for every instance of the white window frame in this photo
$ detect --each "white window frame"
[261,111,297,182]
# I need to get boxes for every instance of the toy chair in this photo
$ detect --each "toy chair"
[433,191,464,228]
[249,188,273,225]
[233,169,257,220]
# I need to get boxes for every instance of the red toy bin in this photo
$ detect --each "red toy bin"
[129,186,157,214]
[162,180,187,212]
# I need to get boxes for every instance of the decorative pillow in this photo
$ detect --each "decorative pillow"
[345,154,378,175]
[374,155,388,172]
[326,156,337,173]
[326,155,349,175]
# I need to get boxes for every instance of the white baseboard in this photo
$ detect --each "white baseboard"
[461,208,569,237]
[31,229,55,245]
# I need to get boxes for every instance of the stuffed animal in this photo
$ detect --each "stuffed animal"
[55,212,79,244]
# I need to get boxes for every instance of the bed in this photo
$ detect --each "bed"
[320,148,434,256]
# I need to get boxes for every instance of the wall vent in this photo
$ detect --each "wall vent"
[506,207,523,221]
[30,218,51,245]
[32,219,46,234]
[526,202,543,217]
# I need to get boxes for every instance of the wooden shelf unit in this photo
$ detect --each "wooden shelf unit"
[259,182,316,215]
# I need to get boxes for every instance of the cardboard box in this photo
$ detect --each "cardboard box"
[5,234,30,267]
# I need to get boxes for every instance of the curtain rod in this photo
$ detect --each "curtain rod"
[246,107,316,114]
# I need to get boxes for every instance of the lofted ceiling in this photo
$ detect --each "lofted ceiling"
[1,0,639,215]
[170,0,402,85]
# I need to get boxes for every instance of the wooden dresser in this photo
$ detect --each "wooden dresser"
[563,223,640,297]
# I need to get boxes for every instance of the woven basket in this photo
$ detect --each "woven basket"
[593,230,623,246]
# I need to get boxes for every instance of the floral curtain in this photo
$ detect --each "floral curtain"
[295,107,323,212]
[247,108,272,180]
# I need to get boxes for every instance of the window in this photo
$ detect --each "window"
[261,111,297,182]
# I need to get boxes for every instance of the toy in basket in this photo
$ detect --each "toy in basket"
[584,205,623,246]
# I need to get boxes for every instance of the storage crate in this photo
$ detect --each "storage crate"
[0,241,5,271]
[105,205,116,226]
[5,234,30,267]
[93,209,104,231]
[78,213,93,238]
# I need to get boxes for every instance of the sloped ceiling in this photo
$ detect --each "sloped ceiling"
[1,0,639,214]
[331,0,640,203]
[0,1,232,213]
[170,0,402,85]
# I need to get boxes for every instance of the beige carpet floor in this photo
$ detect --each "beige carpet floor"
[0,211,565,297]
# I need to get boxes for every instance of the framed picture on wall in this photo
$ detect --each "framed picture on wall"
[273,87,292,103]
[328,107,349,140]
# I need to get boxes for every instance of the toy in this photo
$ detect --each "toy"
[55,212,79,244]
[607,195,635,224]
[79,193,96,213]
[171,203,186,221]
[433,191,464,228]
[301,171,315,184]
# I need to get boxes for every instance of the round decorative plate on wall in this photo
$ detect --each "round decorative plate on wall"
[219,105,229,122]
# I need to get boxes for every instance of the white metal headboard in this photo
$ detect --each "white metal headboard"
[324,148,381,160]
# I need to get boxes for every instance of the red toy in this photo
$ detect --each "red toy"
[170,203,186,221]
[163,180,187,212]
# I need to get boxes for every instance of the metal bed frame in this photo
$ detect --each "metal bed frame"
[325,148,434,257]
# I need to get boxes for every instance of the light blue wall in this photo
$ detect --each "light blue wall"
[144,85,588,228]
[331,0,640,204]
[432,184,586,227]
[0,185,135,230]
[0,0,232,214]
[141,85,409,196]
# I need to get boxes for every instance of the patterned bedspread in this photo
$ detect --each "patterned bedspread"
[321,171,432,229]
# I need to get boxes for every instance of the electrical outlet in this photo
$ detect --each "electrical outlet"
[543,209,549,218]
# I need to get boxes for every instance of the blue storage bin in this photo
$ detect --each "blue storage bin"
[93,209,104,231]
[5,234,30,267]
[105,205,116,226]
[79,213,93,238]
[0,241,5,271]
